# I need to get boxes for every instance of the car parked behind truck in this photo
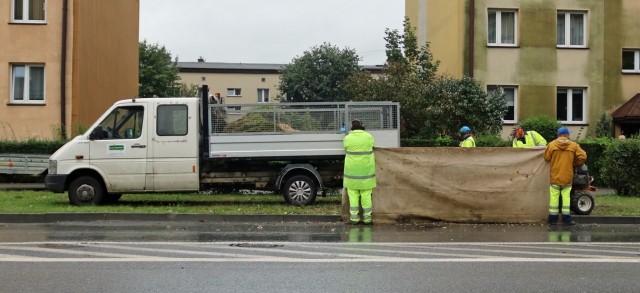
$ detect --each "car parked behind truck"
[45,88,400,206]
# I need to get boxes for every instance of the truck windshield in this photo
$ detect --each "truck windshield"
[96,106,144,139]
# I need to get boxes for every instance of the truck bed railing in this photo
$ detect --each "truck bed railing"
[208,102,399,135]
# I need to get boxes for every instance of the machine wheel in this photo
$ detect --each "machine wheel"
[282,175,317,206]
[101,193,122,204]
[68,176,105,206]
[571,191,594,215]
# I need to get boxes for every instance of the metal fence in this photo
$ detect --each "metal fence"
[208,102,399,135]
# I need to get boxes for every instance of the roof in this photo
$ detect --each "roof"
[612,93,640,122]
[177,62,385,74]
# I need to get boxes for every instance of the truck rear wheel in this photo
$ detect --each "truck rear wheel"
[283,175,317,206]
[571,191,594,215]
[68,176,105,206]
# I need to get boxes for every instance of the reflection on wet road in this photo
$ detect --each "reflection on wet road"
[2,221,640,243]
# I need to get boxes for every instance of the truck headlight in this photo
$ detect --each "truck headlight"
[48,160,57,175]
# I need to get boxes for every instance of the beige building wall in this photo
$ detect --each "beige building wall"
[0,0,65,139]
[406,0,466,77]
[0,0,138,141]
[409,0,640,138]
[179,72,281,104]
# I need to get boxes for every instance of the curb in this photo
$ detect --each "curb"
[0,213,342,224]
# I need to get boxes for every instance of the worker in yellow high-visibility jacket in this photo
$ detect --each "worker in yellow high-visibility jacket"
[343,119,376,225]
[511,126,547,148]
[459,126,476,147]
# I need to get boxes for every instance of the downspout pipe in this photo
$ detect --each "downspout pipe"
[60,0,68,138]
[468,0,475,77]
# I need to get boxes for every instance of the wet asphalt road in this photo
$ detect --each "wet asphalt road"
[2,221,640,243]
[2,222,640,292]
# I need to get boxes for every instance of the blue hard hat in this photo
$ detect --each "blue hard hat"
[460,126,471,133]
[557,127,571,135]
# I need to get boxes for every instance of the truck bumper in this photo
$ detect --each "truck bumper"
[45,174,67,193]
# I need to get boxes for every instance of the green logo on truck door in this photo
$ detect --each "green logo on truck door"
[106,144,127,157]
[109,145,125,151]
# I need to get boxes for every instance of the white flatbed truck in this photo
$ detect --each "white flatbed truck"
[45,88,400,205]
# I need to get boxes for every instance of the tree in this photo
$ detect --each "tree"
[138,40,182,97]
[278,43,361,102]
[348,17,506,138]
[348,17,441,137]
[423,76,506,138]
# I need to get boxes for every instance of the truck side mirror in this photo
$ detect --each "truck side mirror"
[89,126,105,140]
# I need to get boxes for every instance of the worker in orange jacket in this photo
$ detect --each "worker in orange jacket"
[543,127,587,225]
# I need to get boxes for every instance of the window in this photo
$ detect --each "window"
[488,10,517,46]
[95,106,144,139]
[257,89,269,103]
[227,88,241,97]
[557,88,586,123]
[157,105,188,136]
[12,0,46,22]
[488,86,517,123]
[11,64,45,104]
[622,50,640,72]
[557,11,586,47]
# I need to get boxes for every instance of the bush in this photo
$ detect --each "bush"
[476,135,510,147]
[518,116,561,143]
[600,138,640,196]
[578,137,610,187]
[0,139,65,154]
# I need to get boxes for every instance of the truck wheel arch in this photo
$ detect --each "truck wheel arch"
[66,168,108,192]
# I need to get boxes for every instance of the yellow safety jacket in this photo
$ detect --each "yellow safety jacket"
[459,136,476,148]
[512,131,547,148]
[343,130,376,190]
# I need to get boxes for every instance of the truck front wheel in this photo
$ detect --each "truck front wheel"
[283,175,317,206]
[68,176,105,206]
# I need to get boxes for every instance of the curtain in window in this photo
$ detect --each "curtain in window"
[504,89,515,121]
[29,66,45,100]
[12,66,26,101]
[501,12,515,44]
[570,14,584,46]
[557,14,565,45]
[28,0,45,21]
[488,11,496,44]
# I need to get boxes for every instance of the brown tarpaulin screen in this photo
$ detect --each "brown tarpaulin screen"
[342,147,550,224]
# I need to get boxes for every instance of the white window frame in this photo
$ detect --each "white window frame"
[227,88,242,97]
[11,0,47,23]
[488,85,517,124]
[557,11,587,48]
[257,89,269,103]
[557,88,586,124]
[622,50,640,73]
[487,9,518,46]
[10,64,46,104]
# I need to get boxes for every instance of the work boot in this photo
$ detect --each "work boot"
[348,221,361,225]
[548,215,558,225]
[562,215,575,226]
[363,221,374,226]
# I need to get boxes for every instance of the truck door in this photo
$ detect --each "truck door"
[89,104,147,192]
[148,100,199,191]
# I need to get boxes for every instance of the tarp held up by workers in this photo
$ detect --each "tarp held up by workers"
[343,147,550,224]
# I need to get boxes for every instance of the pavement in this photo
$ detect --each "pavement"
[0,183,637,224]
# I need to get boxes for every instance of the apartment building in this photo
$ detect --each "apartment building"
[177,61,384,104]
[0,0,139,140]
[406,0,640,137]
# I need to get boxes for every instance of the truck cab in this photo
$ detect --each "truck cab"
[46,98,201,205]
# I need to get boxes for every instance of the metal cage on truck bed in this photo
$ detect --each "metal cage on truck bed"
[204,102,400,159]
